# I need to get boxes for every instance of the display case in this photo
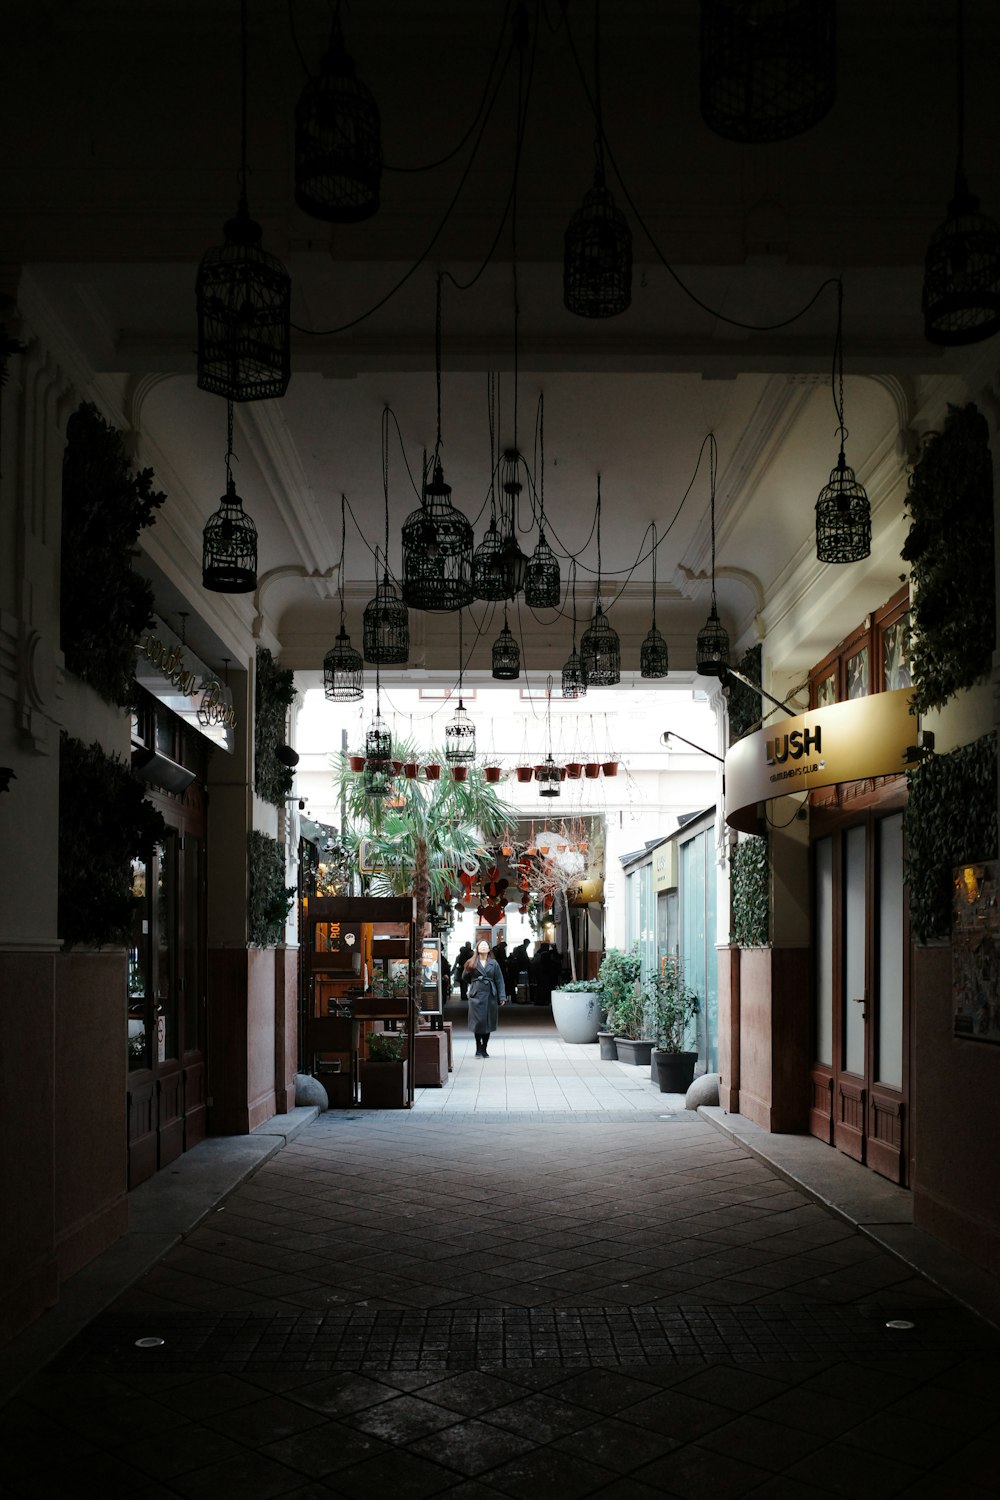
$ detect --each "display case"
[302,895,418,1105]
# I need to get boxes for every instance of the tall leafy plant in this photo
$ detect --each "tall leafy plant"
[333,742,515,939]
[905,732,997,943]
[58,734,166,948]
[901,403,994,714]
[61,402,165,707]
[254,647,296,806]
[730,834,769,947]
[248,829,296,947]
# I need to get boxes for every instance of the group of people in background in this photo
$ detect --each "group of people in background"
[451,936,566,1007]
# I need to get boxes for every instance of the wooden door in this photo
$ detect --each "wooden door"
[127,804,207,1184]
[809,809,909,1184]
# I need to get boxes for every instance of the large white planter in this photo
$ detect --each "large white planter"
[551,988,601,1044]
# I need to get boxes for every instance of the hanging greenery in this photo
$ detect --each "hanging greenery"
[61,402,166,708]
[58,734,166,948]
[905,731,997,944]
[730,833,769,947]
[248,830,296,947]
[901,403,994,715]
[727,643,763,743]
[254,646,296,806]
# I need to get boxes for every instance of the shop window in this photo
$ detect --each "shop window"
[881,609,911,692]
[809,585,909,709]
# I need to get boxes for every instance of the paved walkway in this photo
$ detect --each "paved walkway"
[3,1024,1000,1499]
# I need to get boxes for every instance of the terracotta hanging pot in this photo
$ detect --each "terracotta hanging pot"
[348,754,366,772]
[391,760,404,776]
[484,765,502,783]
[403,762,419,779]
[424,762,441,781]
[451,764,468,782]
[538,843,550,855]
[500,842,513,856]
[515,766,533,783]
[584,762,601,778]
[602,761,619,777]
[566,762,583,778]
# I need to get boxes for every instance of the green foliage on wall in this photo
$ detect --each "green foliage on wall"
[61,402,166,707]
[901,403,994,715]
[254,646,296,807]
[730,833,769,948]
[905,731,997,944]
[58,734,167,948]
[248,830,296,947]
[727,643,763,743]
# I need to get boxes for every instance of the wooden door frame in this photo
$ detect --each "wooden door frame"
[809,779,912,1185]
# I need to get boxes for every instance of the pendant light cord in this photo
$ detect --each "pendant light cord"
[225,399,235,487]
[338,493,348,625]
[955,0,966,190]
[434,273,443,460]
[832,278,847,454]
[650,519,657,626]
[709,434,719,609]
[593,0,605,181]
[239,0,248,199]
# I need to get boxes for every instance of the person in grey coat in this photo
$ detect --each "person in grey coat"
[464,938,506,1057]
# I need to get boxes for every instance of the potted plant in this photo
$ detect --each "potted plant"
[595,945,642,1061]
[606,985,655,1065]
[551,977,602,1044]
[646,959,700,1093]
[360,1029,408,1107]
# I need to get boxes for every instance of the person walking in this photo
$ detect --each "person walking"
[464,938,506,1057]
[491,936,509,991]
[508,939,532,1002]
[454,942,473,1002]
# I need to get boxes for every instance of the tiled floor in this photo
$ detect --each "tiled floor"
[4,1019,1000,1498]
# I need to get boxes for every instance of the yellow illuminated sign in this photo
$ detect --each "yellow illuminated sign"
[725,689,915,832]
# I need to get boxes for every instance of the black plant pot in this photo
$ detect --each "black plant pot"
[614,1038,655,1066]
[598,1031,618,1061]
[651,1050,697,1094]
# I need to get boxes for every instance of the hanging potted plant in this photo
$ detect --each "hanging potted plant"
[584,760,601,778]
[602,760,619,777]
[349,752,366,772]
[515,764,533,783]
[423,761,441,781]
[451,764,468,782]
[403,761,420,779]
[484,764,503,783]
[646,959,700,1094]
[566,761,583,778]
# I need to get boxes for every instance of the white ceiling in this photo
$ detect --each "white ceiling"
[6,0,998,689]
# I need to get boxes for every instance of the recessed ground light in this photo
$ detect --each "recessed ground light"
[134,1336,165,1348]
[885,1320,915,1330]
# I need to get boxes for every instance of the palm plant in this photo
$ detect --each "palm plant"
[332,740,515,938]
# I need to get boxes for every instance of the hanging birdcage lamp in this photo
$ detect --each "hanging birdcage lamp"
[294,12,382,223]
[815,283,871,564]
[363,571,409,664]
[523,401,560,607]
[365,709,392,765]
[579,478,620,685]
[473,516,510,601]
[564,1,631,318]
[700,0,836,144]
[492,611,521,680]
[196,0,290,402]
[445,610,476,763]
[203,400,258,593]
[640,520,669,678]
[363,427,409,661]
[922,0,1000,345]
[695,436,731,677]
[324,495,364,700]
[524,529,560,608]
[561,562,588,698]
